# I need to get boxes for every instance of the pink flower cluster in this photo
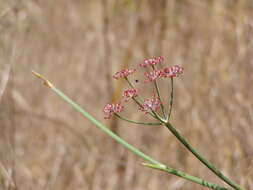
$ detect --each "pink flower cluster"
[163,65,184,78]
[103,56,184,119]
[144,70,163,82]
[113,69,136,79]
[139,97,161,113]
[144,65,184,82]
[103,102,124,119]
[123,89,138,102]
[140,56,164,67]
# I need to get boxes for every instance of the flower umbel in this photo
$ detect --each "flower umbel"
[140,56,164,67]
[139,96,161,113]
[103,102,124,119]
[105,58,183,119]
[163,65,184,78]
[113,69,136,79]
[123,88,138,102]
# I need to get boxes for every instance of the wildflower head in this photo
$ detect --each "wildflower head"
[104,57,184,121]
[139,96,161,113]
[113,69,136,80]
[123,88,138,102]
[103,102,124,119]
[144,70,163,82]
[140,56,164,67]
[163,65,184,78]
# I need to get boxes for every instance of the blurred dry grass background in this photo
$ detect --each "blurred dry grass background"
[0,0,253,189]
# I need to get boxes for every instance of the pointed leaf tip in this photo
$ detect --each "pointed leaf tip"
[32,71,54,88]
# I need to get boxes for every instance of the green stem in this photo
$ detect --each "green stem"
[49,86,230,190]
[143,163,230,190]
[52,87,159,163]
[114,113,161,126]
[153,79,166,118]
[163,122,244,190]
[125,77,135,89]
[151,65,166,118]
[167,77,174,120]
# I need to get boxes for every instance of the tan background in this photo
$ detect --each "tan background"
[0,0,252,190]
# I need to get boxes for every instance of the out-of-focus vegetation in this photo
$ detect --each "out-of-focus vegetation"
[0,0,252,190]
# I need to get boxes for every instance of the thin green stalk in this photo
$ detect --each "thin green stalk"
[167,77,173,120]
[32,71,233,190]
[143,163,230,190]
[125,77,135,89]
[52,87,158,163]
[114,113,161,126]
[163,122,244,190]
[150,65,166,118]
[153,79,166,118]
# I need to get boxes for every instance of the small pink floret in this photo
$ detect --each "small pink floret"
[140,56,164,67]
[113,69,136,79]
[139,97,161,113]
[144,70,163,82]
[123,88,138,102]
[103,102,124,119]
[163,65,184,78]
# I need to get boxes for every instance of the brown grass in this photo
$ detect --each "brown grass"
[0,0,253,189]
